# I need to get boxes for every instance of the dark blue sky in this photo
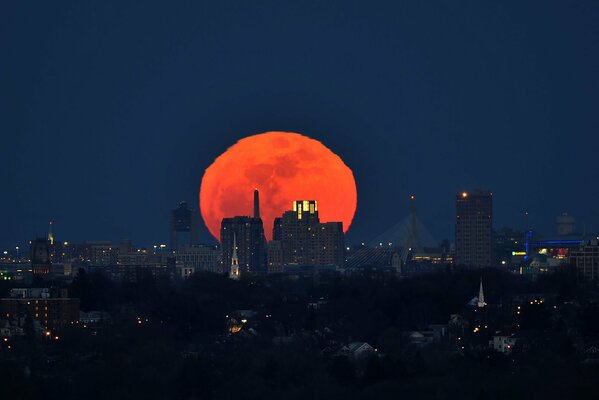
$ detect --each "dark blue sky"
[2,1,598,248]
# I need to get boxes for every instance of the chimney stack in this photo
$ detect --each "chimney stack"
[253,189,260,219]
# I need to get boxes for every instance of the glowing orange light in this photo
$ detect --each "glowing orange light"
[200,132,357,241]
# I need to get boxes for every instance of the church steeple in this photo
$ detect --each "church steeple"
[229,233,240,280]
[477,278,486,308]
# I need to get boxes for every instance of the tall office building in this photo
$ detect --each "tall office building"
[170,201,199,250]
[220,190,267,276]
[455,190,493,268]
[276,200,344,268]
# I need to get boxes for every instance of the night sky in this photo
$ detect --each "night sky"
[2,1,598,249]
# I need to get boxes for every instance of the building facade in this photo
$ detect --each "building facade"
[0,288,79,335]
[175,244,221,274]
[221,216,267,276]
[267,240,284,273]
[455,190,493,268]
[571,241,599,280]
[277,200,344,269]
[220,190,267,276]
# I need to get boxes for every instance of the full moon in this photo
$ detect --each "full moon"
[199,131,357,241]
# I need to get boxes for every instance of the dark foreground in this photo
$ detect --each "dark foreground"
[1,268,599,400]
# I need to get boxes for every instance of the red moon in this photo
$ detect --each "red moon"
[199,131,357,241]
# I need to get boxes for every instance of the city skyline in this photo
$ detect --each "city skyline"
[0,188,594,252]
[2,2,599,397]
[3,1,599,248]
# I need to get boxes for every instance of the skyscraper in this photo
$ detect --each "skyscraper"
[276,200,344,269]
[455,190,493,268]
[220,190,267,276]
[170,201,199,250]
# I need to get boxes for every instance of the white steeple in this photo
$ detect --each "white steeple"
[477,278,486,308]
[229,233,240,280]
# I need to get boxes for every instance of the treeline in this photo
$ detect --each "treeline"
[1,268,598,399]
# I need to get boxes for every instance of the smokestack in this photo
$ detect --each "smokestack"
[254,189,260,218]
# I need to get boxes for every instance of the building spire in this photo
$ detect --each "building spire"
[253,189,260,219]
[48,221,54,245]
[229,233,240,280]
[477,277,486,308]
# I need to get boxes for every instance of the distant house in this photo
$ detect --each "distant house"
[490,332,517,354]
[79,311,112,326]
[307,297,328,310]
[0,319,24,338]
[582,344,599,365]
[272,336,298,346]
[226,310,258,334]
[407,331,432,347]
[337,342,376,359]
[404,324,448,347]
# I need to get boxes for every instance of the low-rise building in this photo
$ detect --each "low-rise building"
[490,332,517,354]
[0,288,79,335]
[175,244,221,274]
